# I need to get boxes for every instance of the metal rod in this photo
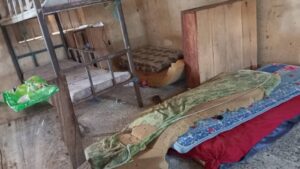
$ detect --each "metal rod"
[17,44,64,59]
[73,76,137,104]
[34,0,61,77]
[42,0,113,14]
[116,1,143,107]
[32,54,39,67]
[1,26,24,82]
[63,48,127,72]
[107,59,116,86]
[81,51,96,97]
[19,22,39,67]
[54,13,70,59]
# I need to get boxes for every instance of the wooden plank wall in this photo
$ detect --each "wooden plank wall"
[183,0,257,88]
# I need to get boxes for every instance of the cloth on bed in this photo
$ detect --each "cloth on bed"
[174,95,300,169]
[119,46,183,73]
[84,70,280,169]
[173,64,300,153]
[117,89,265,169]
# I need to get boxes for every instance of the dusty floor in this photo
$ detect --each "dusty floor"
[0,81,300,169]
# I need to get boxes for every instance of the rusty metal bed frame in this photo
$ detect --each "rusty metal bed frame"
[0,0,143,107]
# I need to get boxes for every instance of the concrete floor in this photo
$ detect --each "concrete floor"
[1,81,300,169]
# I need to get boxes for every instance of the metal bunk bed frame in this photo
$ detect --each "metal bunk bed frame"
[0,0,144,168]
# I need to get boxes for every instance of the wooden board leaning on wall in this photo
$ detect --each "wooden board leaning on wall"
[182,0,257,88]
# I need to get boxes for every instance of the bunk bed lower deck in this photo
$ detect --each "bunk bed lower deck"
[24,59,132,103]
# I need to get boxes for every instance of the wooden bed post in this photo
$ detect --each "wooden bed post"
[53,74,86,168]
[182,11,200,88]
[0,26,24,83]
[116,0,143,107]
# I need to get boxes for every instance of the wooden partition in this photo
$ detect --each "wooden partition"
[183,0,257,88]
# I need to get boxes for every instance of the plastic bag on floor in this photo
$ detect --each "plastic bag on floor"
[3,76,59,112]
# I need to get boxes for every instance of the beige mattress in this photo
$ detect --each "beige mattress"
[24,59,131,102]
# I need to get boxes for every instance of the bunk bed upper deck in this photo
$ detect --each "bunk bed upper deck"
[0,0,113,25]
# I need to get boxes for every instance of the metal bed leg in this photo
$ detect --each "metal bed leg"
[34,0,61,76]
[81,51,98,101]
[33,1,85,168]
[1,26,24,83]
[116,1,143,107]
[54,13,70,59]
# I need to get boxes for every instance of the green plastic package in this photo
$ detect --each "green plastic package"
[3,76,59,112]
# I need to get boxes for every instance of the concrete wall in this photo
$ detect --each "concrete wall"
[136,0,300,65]
[258,0,300,65]
[135,0,229,49]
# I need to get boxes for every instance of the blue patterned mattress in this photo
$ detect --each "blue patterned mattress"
[173,64,300,153]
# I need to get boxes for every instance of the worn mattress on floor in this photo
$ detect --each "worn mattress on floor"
[171,95,300,169]
[173,64,300,153]
[84,70,280,169]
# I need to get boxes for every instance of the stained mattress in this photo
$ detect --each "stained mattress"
[173,64,300,153]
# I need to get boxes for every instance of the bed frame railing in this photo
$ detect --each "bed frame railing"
[5,0,35,17]
[67,48,132,101]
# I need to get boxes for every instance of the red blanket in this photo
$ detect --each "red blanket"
[171,95,300,169]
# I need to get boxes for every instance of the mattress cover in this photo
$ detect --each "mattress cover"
[173,64,300,153]
[170,95,300,169]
